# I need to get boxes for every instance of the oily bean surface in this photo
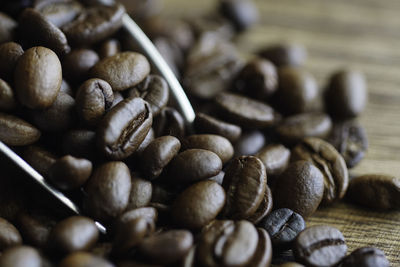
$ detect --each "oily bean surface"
[234,130,266,156]
[0,217,22,251]
[194,112,242,142]
[126,176,153,210]
[255,144,290,176]
[0,246,42,267]
[246,185,273,224]
[340,247,389,267]
[0,112,41,146]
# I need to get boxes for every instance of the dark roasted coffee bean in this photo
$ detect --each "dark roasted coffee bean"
[138,230,193,265]
[325,70,367,118]
[153,37,183,78]
[292,137,349,204]
[0,12,16,44]
[246,185,273,224]
[118,0,162,21]
[256,144,290,176]
[91,52,150,92]
[117,207,158,228]
[327,119,368,168]
[347,174,400,210]
[171,180,226,229]
[98,38,120,59]
[208,171,225,185]
[273,161,324,217]
[259,208,305,250]
[215,92,276,128]
[276,112,332,145]
[63,49,99,84]
[97,97,153,160]
[33,0,83,28]
[75,78,114,126]
[48,216,99,254]
[141,136,181,180]
[258,43,307,67]
[0,42,24,82]
[14,46,62,109]
[0,112,41,146]
[276,67,318,115]
[168,149,222,183]
[234,130,266,156]
[0,79,16,111]
[126,176,153,210]
[0,245,42,267]
[222,156,267,220]
[134,128,155,155]
[279,263,305,267]
[22,145,56,177]
[196,220,259,267]
[153,107,185,139]
[189,14,235,39]
[219,0,259,31]
[62,129,97,159]
[48,155,92,191]
[60,79,73,96]
[246,228,272,267]
[83,161,131,222]
[62,3,125,46]
[183,134,234,164]
[59,251,114,267]
[340,247,389,267]
[0,217,22,251]
[294,225,347,267]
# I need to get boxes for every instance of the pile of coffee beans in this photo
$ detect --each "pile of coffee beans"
[0,0,398,266]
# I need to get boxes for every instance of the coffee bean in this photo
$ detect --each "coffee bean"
[0,217,22,251]
[48,216,99,254]
[152,37,183,78]
[0,12,16,44]
[119,0,162,21]
[171,180,226,229]
[33,0,83,28]
[189,14,235,38]
[83,161,131,222]
[259,208,305,250]
[234,130,266,156]
[0,245,42,267]
[256,144,290,176]
[0,42,24,82]
[246,228,272,267]
[209,171,225,185]
[194,112,242,143]
[276,112,332,145]
[0,79,16,111]
[273,161,324,217]
[62,129,97,159]
[183,134,234,164]
[153,107,186,139]
[91,52,150,92]
[0,112,41,146]
[60,79,73,96]
[97,97,153,160]
[62,3,125,46]
[63,49,99,84]
[126,176,153,210]
[196,220,259,267]
[168,149,222,183]
[98,38,120,59]
[325,70,367,118]
[246,185,273,224]
[134,128,155,155]
[117,207,158,228]
[110,91,124,108]
[327,119,368,168]
[219,0,259,31]
[141,136,181,180]
[215,92,277,128]
[347,174,400,210]
[258,43,307,67]
[75,78,114,126]
[14,46,62,109]
[279,263,305,267]
[340,247,389,267]
[294,225,347,267]
[59,251,114,267]
[222,156,267,220]
[22,145,56,177]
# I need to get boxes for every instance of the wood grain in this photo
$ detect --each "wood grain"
[163,0,400,265]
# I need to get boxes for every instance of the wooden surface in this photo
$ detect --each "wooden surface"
[162,0,400,264]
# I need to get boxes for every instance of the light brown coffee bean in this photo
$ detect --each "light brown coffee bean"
[0,112,41,146]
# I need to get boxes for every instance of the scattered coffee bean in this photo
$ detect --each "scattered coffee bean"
[0,112,41,146]
[0,42,24,82]
[258,43,307,67]
[219,0,259,31]
[59,251,114,267]
[255,144,290,176]
[0,79,16,111]
[340,247,389,267]
[0,217,22,251]
[63,49,100,84]
[234,130,266,156]
[0,245,42,267]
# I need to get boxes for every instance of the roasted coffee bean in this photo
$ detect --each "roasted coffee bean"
[22,145,56,177]
[97,97,153,160]
[189,14,235,38]
[0,245,42,267]
[327,119,368,168]
[209,171,225,185]
[48,155,92,191]
[256,144,290,176]
[347,174,400,210]
[196,220,259,267]
[75,78,114,126]
[246,228,272,267]
[62,3,125,46]
[194,112,242,143]
[183,134,234,164]
[279,263,305,267]
[215,92,276,128]
[59,251,114,267]
[116,207,158,228]
[153,37,183,78]
[340,247,389,267]
[246,186,273,224]
[276,112,332,145]
[83,161,131,222]
[153,107,185,139]
[0,42,24,82]
[33,0,83,28]
[222,156,267,220]
[0,12,16,44]
[171,180,226,229]
[98,38,120,59]
[259,208,305,250]
[273,161,324,217]
[62,129,97,159]
[63,49,99,84]
[168,149,222,183]
[234,130,266,156]
[126,176,153,210]
[14,46,62,109]
[276,67,318,115]
[18,8,70,56]
[60,79,73,96]
[0,217,22,251]
[325,70,367,118]
[294,225,347,267]
[141,136,181,180]
[219,0,259,31]
[0,79,16,111]
[0,112,41,146]
[258,43,307,67]
[118,0,162,21]
[48,216,99,254]
[110,91,124,108]
[134,128,155,155]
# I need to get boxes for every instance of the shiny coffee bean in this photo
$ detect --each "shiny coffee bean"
[246,186,273,224]
[0,217,22,251]
[340,247,389,267]
[63,49,99,84]
[153,107,186,139]
[0,42,24,82]
[0,12,16,44]
[134,128,155,155]
[234,130,266,156]
[246,228,273,267]
[0,112,41,146]
[171,180,226,229]
[0,79,16,111]
[219,0,259,31]
[256,144,290,176]
[222,156,267,220]
[347,174,400,210]
[22,145,56,177]
[273,161,324,217]
[59,251,114,267]
[116,207,158,228]
[97,97,152,160]
[0,246,42,267]
[258,42,307,67]
[33,0,83,28]
[62,129,97,159]
[294,225,347,267]
[98,38,120,59]
[259,208,305,250]
[126,176,153,210]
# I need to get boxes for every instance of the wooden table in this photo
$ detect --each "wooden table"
[163,0,400,264]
